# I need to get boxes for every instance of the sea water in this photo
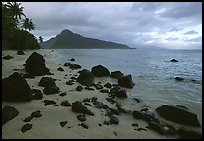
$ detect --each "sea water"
[47,48,202,126]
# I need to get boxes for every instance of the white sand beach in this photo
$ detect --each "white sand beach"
[2,49,176,139]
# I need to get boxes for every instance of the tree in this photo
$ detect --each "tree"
[22,18,35,31]
[2,2,40,50]
[39,36,44,43]
[5,2,25,20]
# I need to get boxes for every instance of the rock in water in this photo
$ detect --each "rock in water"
[156,105,200,127]
[110,71,124,79]
[175,77,184,81]
[76,69,95,86]
[118,75,134,88]
[2,72,33,102]
[91,65,110,77]
[2,105,19,125]
[170,59,178,62]
[71,101,94,116]
[25,52,50,76]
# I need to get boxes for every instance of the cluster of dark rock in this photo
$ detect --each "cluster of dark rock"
[2,52,202,139]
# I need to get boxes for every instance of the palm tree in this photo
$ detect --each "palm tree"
[5,2,25,20]
[23,18,35,31]
[39,36,44,43]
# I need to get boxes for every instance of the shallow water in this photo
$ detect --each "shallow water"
[46,48,202,126]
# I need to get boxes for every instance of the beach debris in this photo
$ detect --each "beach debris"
[17,50,25,55]
[76,69,95,86]
[32,89,43,100]
[64,62,71,67]
[69,63,81,69]
[132,123,139,127]
[3,55,13,60]
[85,86,95,90]
[156,105,200,127]
[134,127,147,131]
[133,97,142,103]
[71,101,94,116]
[66,80,74,85]
[21,123,32,133]
[109,115,119,125]
[104,82,112,88]
[77,114,86,122]
[100,89,109,93]
[118,75,134,88]
[170,59,178,62]
[110,71,124,79]
[43,100,56,106]
[25,52,50,76]
[70,58,75,61]
[59,92,66,96]
[94,83,103,90]
[80,123,89,129]
[177,127,202,139]
[2,72,33,102]
[76,85,83,91]
[175,77,184,81]
[57,67,64,71]
[2,105,19,125]
[61,101,71,107]
[91,65,110,77]
[60,121,68,127]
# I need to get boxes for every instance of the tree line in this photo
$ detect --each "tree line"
[2,2,42,50]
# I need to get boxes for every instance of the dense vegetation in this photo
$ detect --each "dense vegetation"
[2,2,40,50]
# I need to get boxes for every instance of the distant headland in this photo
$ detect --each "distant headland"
[40,29,130,49]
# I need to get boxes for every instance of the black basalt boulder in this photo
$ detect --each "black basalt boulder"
[71,101,94,116]
[2,105,19,125]
[170,59,178,62]
[17,50,25,55]
[76,69,95,86]
[25,52,50,76]
[118,75,134,88]
[91,65,110,77]
[110,71,124,79]
[156,105,200,127]
[39,77,56,87]
[2,72,33,102]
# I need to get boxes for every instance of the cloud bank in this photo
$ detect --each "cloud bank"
[22,2,202,50]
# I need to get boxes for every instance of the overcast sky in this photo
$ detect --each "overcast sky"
[21,2,202,49]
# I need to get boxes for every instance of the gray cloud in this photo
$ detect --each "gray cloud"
[21,2,202,49]
[184,30,198,35]
[170,27,183,32]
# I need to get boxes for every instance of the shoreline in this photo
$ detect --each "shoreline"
[2,49,200,139]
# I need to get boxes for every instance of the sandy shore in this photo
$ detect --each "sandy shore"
[2,49,175,139]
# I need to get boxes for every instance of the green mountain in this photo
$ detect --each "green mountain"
[40,29,130,49]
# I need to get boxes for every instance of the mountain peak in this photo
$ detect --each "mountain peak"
[40,29,130,49]
[60,29,74,34]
